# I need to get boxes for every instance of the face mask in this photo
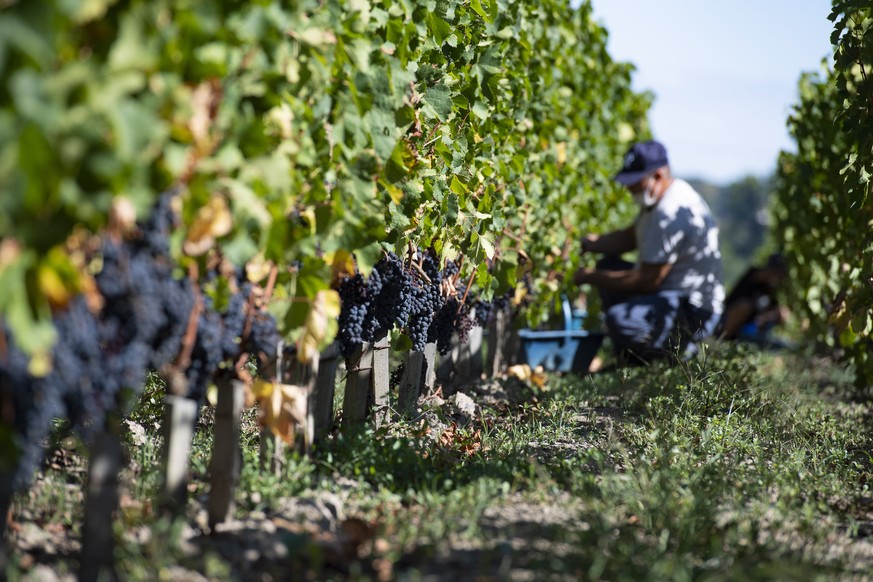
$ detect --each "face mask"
[632,178,658,209]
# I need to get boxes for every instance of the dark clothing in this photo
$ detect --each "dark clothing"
[596,257,720,363]
[717,267,780,340]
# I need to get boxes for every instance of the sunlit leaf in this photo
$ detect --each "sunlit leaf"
[184,197,233,256]
[254,380,308,446]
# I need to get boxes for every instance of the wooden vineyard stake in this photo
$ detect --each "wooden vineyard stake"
[208,377,245,529]
[487,306,509,376]
[342,335,389,425]
[291,352,319,454]
[372,335,390,425]
[454,322,484,387]
[400,342,438,414]
[423,342,437,392]
[342,342,373,425]
[436,335,456,393]
[313,342,342,443]
[468,324,484,379]
[80,428,124,582]
[399,350,424,414]
[160,395,199,513]
[506,324,522,367]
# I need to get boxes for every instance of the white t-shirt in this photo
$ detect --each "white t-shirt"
[635,178,725,314]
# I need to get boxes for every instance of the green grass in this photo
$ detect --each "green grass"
[6,346,873,580]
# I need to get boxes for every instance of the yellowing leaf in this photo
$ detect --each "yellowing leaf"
[267,103,294,139]
[251,378,275,401]
[530,366,548,389]
[184,197,233,256]
[246,254,273,284]
[508,363,547,389]
[206,383,219,407]
[37,248,85,310]
[329,250,357,284]
[37,264,72,309]
[319,289,341,318]
[386,183,404,204]
[298,289,341,362]
[255,381,309,446]
[617,122,636,143]
[512,285,528,307]
[190,81,219,150]
[508,364,532,381]
[555,142,567,165]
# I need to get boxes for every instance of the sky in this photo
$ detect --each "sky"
[587,1,836,185]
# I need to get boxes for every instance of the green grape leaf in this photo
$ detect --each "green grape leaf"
[421,83,454,121]
[470,0,498,24]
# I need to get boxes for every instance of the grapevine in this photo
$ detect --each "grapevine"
[773,0,873,387]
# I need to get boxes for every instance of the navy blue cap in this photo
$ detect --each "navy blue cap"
[614,140,669,185]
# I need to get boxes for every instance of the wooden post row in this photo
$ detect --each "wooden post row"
[342,335,389,426]
[371,335,390,425]
[313,342,342,442]
[161,395,199,513]
[399,350,424,414]
[208,377,245,529]
[80,429,124,582]
[398,342,437,415]
[487,306,509,376]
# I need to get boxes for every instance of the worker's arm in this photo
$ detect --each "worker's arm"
[581,225,636,256]
[573,261,672,294]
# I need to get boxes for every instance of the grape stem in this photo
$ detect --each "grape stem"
[452,255,465,286]
[177,262,202,369]
[501,228,522,243]
[263,264,279,304]
[458,269,476,314]
[410,260,432,285]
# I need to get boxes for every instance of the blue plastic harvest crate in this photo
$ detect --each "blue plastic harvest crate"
[518,297,604,373]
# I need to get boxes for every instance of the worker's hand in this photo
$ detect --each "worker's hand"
[573,266,595,285]
[580,234,599,255]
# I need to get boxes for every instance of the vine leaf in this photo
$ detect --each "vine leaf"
[252,379,308,446]
[184,197,233,256]
[298,290,340,362]
[471,0,498,24]
[479,233,496,260]
[421,84,453,121]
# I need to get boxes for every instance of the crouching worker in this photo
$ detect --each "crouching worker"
[574,140,725,364]
[716,253,790,348]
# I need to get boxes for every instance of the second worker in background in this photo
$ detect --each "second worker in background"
[574,140,725,364]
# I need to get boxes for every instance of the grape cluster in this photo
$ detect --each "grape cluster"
[336,250,450,355]
[244,310,281,361]
[0,192,193,497]
[427,296,475,354]
[334,249,500,357]
[470,289,513,328]
[337,273,369,356]
[185,298,224,404]
[0,191,282,504]
[428,297,459,355]
[368,254,415,340]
